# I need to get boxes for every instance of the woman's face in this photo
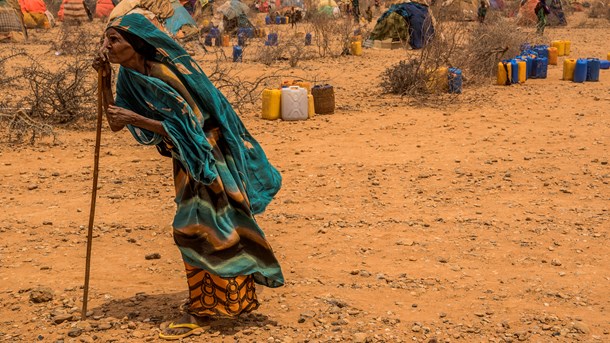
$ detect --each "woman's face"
[103,28,139,65]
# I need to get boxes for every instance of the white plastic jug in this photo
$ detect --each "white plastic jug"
[281,86,308,121]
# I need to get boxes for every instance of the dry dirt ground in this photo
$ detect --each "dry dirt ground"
[0,11,609,343]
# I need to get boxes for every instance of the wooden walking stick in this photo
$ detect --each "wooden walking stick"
[81,68,105,320]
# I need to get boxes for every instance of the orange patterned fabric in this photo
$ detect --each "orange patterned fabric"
[184,262,259,317]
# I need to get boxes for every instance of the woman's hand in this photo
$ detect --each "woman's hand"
[106,105,137,132]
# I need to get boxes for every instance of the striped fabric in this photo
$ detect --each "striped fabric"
[61,0,88,21]
[0,6,25,33]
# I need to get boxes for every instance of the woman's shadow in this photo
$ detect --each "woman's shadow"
[90,291,277,335]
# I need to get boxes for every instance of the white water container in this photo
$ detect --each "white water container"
[281,86,308,121]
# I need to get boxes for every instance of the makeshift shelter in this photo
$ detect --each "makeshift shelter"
[109,0,198,39]
[369,2,435,49]
[216,0,254,32]
[440,0,481,20]
[95,0,114,18]
[18,0,52,28]
[0,0,27,40]
[316,0,339,16]
[489,0,503,9]
[57,0,92,22]
[517,0,567,25]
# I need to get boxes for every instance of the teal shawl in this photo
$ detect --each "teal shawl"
[109,14,281,214]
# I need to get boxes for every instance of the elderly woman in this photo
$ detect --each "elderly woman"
[97,13,284,340]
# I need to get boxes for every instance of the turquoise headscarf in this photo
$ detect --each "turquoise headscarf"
[108,13,281,214]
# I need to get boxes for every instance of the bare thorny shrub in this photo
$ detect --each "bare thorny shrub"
[381,12,534,97]
[252,34,316,67]
[309,14,359,58]
[0,25,99,144]
[0,50,55,144]
[588,0,610,20]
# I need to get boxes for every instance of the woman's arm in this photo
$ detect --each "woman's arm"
[106,105,168,137]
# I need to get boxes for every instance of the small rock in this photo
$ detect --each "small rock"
[43,221,53,226]
[52,313,73,324]
[28,184,39,190]
[551,259,562,266]
[67,328,83,338]
[353,332,369,343]
[412,325,421,332]
[145,253,161,260]
[573,322,590,334]
[30,287,54,303]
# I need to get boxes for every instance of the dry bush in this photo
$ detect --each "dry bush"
[309,14,358,57]
[0,50,56,144]
[20,53,97,125]
[380,12,534,96]
[588,0,610,19]
[252,34,316,67]
[452,15,535,84]
[53,23,99,56]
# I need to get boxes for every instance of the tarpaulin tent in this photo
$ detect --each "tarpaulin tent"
[216,0,255,32]
[517,0,566,25]
[0,0,27,40]
[440,0,484,20]
[369,2,435,49]
[18,0,52,28]
[109,0,197,39]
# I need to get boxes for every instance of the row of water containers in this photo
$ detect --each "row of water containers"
[562,58,608,82]
[265,15,292,25]
[497,57,548,85]
[262,82,335,121]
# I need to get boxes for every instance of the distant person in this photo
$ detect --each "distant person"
[364,5,372,23]
[477,0,487,23]
[351,0,359,23]
[534,0,550,34]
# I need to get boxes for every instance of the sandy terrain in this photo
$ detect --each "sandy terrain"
[0,10,609,343]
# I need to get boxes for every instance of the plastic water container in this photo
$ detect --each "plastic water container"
[510,59,519,84]
[267,33,278,46]
[222,34,230,47]
[600,60,610,69]
[573,59,587,83]
[551,40,565,56]
[307,94,315,118]
[210,27,220,38]
[294,81,312,93]
[548,47,558,65]
[261,89,281,120]
[350,41,362,56]
[311,85,335,114]
[427,67,449,92]
[265,15,271,25]
[204,34,213,46]
[232,46,242,62]
[563,40,571,55]
[563,59,576,80]
[520,56,533,79]
[285,16,290,24]
[280,16,286,24]
[534,45,549,59]
[275,15,281,24]
[586,58,600,81]
[305,33,312,46]
[535,57,548,78]
[497,61,512,85]
[448,68,462,94]
[607,52,610,61]
[517,60,527,83]
[281,86,308,121]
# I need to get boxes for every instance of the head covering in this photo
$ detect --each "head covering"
[107,14,282,215]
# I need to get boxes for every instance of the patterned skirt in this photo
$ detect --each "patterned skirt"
[184,262,258,317]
